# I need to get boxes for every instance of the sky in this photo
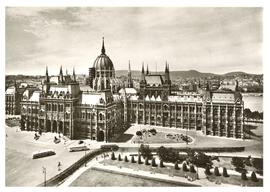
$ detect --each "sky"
[5,7,262,75]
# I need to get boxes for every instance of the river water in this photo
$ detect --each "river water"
[242,93,263,112]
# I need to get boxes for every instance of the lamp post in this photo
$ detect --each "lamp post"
[42,166,46,187]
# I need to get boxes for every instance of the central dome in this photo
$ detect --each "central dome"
[93,37,114,71]
[93,54,114,71]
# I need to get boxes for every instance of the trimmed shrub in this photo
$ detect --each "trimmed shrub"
[241,172,248,180]
[182,162,188,172]
[190,165,196,173]
[111,152,116,160]
[214,167,221,176]
[138,155,142,164]
[174,162,180,170]
[204,166,212,175]
[124,156,129,162]
[139,144,153,159]
[251,171,258,182]
[160,160,165,168]
[131,156,136,163]
[145,157,150,165]
[231,157,245,171]
[151,158,157,167]
[222,167,229,177]
[118,154,122,161]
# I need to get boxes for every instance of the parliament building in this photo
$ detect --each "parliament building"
[12,38,244,141]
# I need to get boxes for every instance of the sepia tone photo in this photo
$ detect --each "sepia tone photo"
[5,7,263,187]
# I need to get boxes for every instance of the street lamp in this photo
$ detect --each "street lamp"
[42,166,46,187]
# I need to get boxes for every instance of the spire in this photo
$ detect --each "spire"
[60,65,63,75]
[235,80,239,92]
[66,68,68,75]
[73,67,76,82]
[45,66,50,82]
[140,62,146,83]
[127,60,133,88]
[164,61,170,83]
[101,37,105,54]
[146,64,149,75]
[46,66,48,76]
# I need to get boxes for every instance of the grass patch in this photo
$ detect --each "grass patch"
[6,119,20,127]
[70,169,180,187]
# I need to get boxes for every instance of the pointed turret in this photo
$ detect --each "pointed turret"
[59,65,64,83]
[72,67,76,82]
[127,60,133,88]
[164,61,171,83]
[146,64,149,75]
[45,66,50,82]
[101,37,106,54]
[140,62,146,83]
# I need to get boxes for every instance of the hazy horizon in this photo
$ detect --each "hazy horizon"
[6,7,262,75]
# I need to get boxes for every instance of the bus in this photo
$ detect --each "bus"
[68,145,89,152]
[100,144,119,151]
[32,149,56,159]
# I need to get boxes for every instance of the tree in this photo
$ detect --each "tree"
[205,166,212,175]
[118,154,122,161]
[139,144,153,159]
[124,156,129,162]
[222,167,229,177]
[131,156,136,163]
[136,131,143,137]
[149,128,157,135]
[241,172,248,180]
[182,162,188,172]
[186,149,212,168]
[151,158,157,167]
[174,162,180,170]
[145,157,150,165]
[111,152,116,160]
[138,155,142,164]
[231,157,245,172]
[251,158,263,174]
[190,165,196,173]
[214,167,221,176]
[251,171,258,182]
[157,146,186,163]
[160,160,165,168]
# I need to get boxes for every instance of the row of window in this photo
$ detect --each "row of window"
[6,96,15,102]
[46,103,70,112]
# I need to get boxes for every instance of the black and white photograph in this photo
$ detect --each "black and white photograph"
[2,1,267,190]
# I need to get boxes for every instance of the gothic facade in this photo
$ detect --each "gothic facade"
[10,38,244,140]
[19,38,124,141]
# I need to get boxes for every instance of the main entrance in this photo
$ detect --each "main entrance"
[97,130,105,141]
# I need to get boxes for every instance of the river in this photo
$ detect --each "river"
[242,93,263,112]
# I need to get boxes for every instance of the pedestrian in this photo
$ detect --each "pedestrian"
[58,161,62,171]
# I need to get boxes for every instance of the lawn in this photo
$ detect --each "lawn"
[100,156,263,187]
[207,173,263,187]
[70,169,180,187]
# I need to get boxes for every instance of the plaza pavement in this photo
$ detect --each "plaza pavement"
[5,125,93,186]
[5,123,262,186]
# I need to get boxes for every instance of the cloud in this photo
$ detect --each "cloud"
[6,7,262,75]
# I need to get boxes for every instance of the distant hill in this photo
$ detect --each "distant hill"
[115,70,216,80]
[115,70,262,80]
